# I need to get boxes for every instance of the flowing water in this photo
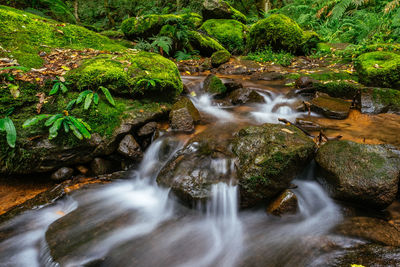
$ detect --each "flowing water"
[2,74,398,266]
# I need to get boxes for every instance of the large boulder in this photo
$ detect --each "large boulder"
[202,0,247,24]
[355,51,400,89]
[226,88,265,105]
[316,140,400,209]
[200,19,248,54]
[187,31,227,57]
[65,52,183,100]
[211,50,231,67]
[0,5,125,68]
[247,14,318,54]
[232,124,316,207]
[360,87,400,114]
[203,74,227,96]
[121,13,202,40]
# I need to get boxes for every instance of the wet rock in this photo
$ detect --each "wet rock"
[232,124,316,207]
[223,79,243,92]
[51,167,74,181]
[316,140,400,209]
[138,122,158,137]
[170,109,194,132]
[227,88,265,105]
[117,135,142,160]
[253,72,284,81]
[266,189,298,216]
[360,87,400,114]
[91,158,113,176]
[171,97,201,123]
[295,76,315,88]
[211,50,231,67]
[217,59,267,75]
[157,125,237,206]
[335,217,400,246]
[203,74,227,96]
[295,119,323,132]
[76,165,89,175]
[202,0,247,23]
[311,92,351,119]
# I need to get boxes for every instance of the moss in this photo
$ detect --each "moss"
[355,51,400,89]
[187,31,226,57]
[247,14,313,54]
[204,75,227,95]
[202,0,247,24]
[301,31,322,54]
[65,51,183,101]
[100,30,125,39]
[171,97,201,122]
[314,81,360,99]
[316,43,332,54]
[200,19,248,54]
[211,50,231,67]
[0,5,126,68]
[370,88,400,108]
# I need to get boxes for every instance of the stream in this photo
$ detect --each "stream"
[1,75,399,266]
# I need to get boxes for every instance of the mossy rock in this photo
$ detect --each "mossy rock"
[313,81,361,99]
[200,19,248,54]
[187,31,226,57]
[232,123,316,207]
[65,51,183,100]
[203,74,227,95]
[316,140,400,209]
[310,92,351,119]
[0,5,125,68]
[302,30,322,54]
[202,0,247,24]
[171,97,201,123]
[360,87,400,114]
[355,51,400,89]
[211,50,231,67]
[121,13,202,41]
[100,30,125,39]
[247,14,312,54]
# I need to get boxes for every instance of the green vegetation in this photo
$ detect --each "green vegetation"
[246,47,294,66]
[211,49,231,66]
[0,110,17,148]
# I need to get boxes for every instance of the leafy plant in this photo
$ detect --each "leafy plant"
[0,108,16,148]
[49,76,69,96]
[23,110,91,140]
[136,77,163,90]
[73,86,116,110]
[149,36,173,56]
[246,47,294,67]
[174,49,200,61]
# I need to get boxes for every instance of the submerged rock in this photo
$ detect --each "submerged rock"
[310,92,351,119]
[266,189,298,216]
[227,88,265,105]
[232,124,316,207]
[316,140,400,209]
[51,167,74,181]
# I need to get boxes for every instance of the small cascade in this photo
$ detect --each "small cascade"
[190,94,236,122]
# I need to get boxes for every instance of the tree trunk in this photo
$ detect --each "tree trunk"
[74,0,80,23]
[256,0,270,17]
[104,0,115,28]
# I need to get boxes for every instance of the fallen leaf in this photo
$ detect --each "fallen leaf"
[281,128,294,134]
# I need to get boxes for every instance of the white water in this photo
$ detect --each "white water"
[0,76,342,267]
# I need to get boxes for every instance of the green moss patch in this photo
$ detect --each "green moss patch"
[355,51,400,89]
[187,31,226,57]
[200,19,248,54]
[0,5,125,68]
[211,50,231,67]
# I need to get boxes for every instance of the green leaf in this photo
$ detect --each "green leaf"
[66,99,76,110]
[0,119,5,131]
[84,92,94,110]
[49,117,64,140]
[77,118,92,131]
[100,86,115,106]
[76,90,92,104]
[49,83,60,95]
[4,117,16,148]
[60,83,68,93]
[93,93,99,105]
[149,79,156,87]
[67,120,83,140]
[45,114,63,126]
[23,114,51,128]
[63,121,70,133]
[69,116,91,139]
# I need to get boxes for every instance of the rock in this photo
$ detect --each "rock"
[200,19,248,54]
[253,72,284,81]
[137,122,158,137]
[187,31,226,57]
[313,81,360,99]
[316,140,400,209]
[355,51,400,89]
[66,52,183,100]
[157,125,237,206]
[232,124,316,207]
[211,50,231,67]
[227,88,265,105]
[335,217,400,246]
[90,158,113,176]
[202,0,247,23]
[266,189,298,216]
[117,135,142,160]
[217,58,268,75]
[50,167,74,181]
[203,74,227,96]
[223,79,243,92]
[310,92,351,119]
[360,87,400,114]
[247,14,318,54]
[171,97,201,123]
[76,165,89,175]
[169,108,195,132]
[295,76,315,88]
